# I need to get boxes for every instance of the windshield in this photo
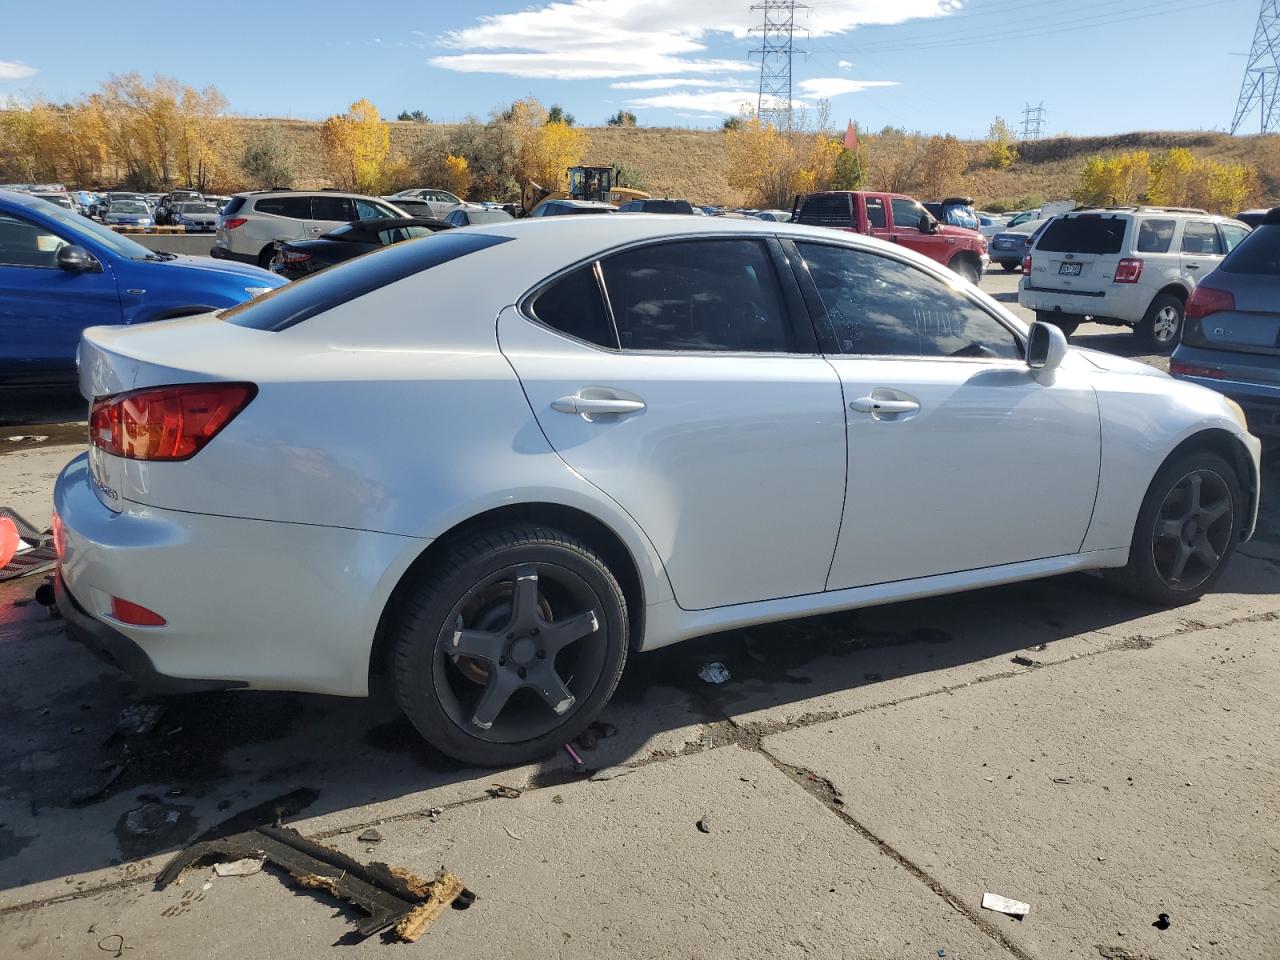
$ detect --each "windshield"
[30,197,152,258]
[471,209,514,223]
[110,202,148,214]
[1036,216,1127,254]
[177,203,217,214]
[37,195,73,208]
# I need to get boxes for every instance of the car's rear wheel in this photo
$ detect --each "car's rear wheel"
[1034,311,1080,337]
[1137,292,1184,352]
[951,256,981,285]
[1106,450,1242,606]
[257,246,276,269]
[392,525,628,766]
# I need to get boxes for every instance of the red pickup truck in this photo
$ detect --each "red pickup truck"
[792,191,989,284]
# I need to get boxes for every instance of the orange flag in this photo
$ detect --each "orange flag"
[843,121,859,152]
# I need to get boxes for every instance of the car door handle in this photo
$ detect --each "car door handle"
[1186,263,1200,270]
[849,396,920,415]
[552,395,646,416]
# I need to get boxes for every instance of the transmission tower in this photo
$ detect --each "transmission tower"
[1020,102,1046,140]
[1230,0,1280,134]
[750,1,808,129]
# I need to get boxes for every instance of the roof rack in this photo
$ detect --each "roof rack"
[1074,204,1209,215]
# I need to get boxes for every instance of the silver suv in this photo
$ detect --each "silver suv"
[213,191,408,268]
[1019,206,1252,351]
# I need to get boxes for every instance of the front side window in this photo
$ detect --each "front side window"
[797,242,1022,360]
[1181,221,1223,256]
[891,198,927,232]
[529,264,616,348]
[355,198,397,220]
[599,239,793,353]
[0,212,66,267]
[1136,218,1175,253]
[1219,222,1250,253]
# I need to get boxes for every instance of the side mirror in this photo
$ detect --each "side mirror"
[1027,321,1068,381]
[56,244,100,273]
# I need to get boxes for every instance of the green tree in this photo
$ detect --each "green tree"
[832,147,861,189]
[607,110,637,127]
[546,105,576,127]
[722,116,744,132]
[396,109,429,122]
[239,123,295,189]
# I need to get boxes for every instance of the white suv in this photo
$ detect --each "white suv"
[214,191,408,268]
[1019,207,1252,350]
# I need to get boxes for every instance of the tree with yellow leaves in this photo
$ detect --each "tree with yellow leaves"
[443,154,471,199]
[985,117,1017,169]
[1073,151,1151,206]
[321,98,391,194]
[726,117,843,208]
[920,134,968,199]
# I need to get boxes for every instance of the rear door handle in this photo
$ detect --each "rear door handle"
[1186,263,1201,270]
[849,396,920,415]
[552,395,646,416]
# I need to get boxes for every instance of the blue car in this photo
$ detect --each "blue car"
[0,189,284,386]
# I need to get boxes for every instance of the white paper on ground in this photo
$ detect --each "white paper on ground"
[982,892,1031,917]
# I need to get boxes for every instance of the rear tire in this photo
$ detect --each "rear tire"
[1034,310,1079,338]
[1136,292,1184,352]
[391,525,629,767]
[257,246,275,269]
[1105,451,1243,607]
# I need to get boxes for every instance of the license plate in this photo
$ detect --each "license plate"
[1059,263,1082,276]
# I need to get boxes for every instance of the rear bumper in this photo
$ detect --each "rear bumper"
[1019,280,1149,323]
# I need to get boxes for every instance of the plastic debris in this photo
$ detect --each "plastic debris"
[213,858,264,877]
[696,815,712,834]
[982,892,1031,917]
[698,662,731,684]
[357,828,383,843]
[1010,655,1037,667]
[564,742,585,771]
[485,784,521,799]
[1153,913,1171,930]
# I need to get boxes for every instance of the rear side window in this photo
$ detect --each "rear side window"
[1220,224,1280,275]
[599,239,793,353]
[222,232,512,331]
[865,197,886,228]
[797,194,853,228]
[1135,219,1175,253]
[529,265,617,348]
[312,195,357,221]
[254,196,310,218]
[1036,216,1127,255]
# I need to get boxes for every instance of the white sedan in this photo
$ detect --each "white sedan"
[54,216,1262,766]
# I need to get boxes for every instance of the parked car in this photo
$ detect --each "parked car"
[988,218,1050,271]
[381,198,434,218]
[1019,206,1252,350]
[753,209,793,222]
[386,188,463,219]
[73,191,100,216]
[1172,207,1280,445]
[155,190,202,225]
[204,195,231,213]
[213,191,409,268]
[1006,210,1040,228]
[793,190,988,284]
[1235,209,1269,229]
[170,201,220,233]
[0,189,282,386]
[52,215,1259,766]
[617,198,698,215]
[95,192,147,221]
[444,207,515,227]
[977,213,1007,239]
[271,217,451,280]
[31,191,77,213]
[923,197,980,231]
[103,200,154,228]
[528,199,617,217]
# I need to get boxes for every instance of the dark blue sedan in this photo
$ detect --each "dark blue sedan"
[0,190,284,386]
[1172,207,1280,445]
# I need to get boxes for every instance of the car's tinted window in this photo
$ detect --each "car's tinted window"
[1181,221,1223,256]
[254,196,311,218]
[1036,216,1127,255]
[1220,224,1280,275]
[891,198,928,232]
[311,196,357,222]
[355,198,396,220]
[378,225,433,244]
[529,265,616,348]
[798,242,1021,360]
[1220,222,1250,253]
[222,197,246,217]
[0,212,65,267]
[796,193,853,228]
[600,239,792,353]
[1136,218,1175,253]
[223,232,512,332]
[865,196,886,229]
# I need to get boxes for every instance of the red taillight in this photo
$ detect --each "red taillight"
[1169,359,1226,379]
[223,217,248,230]
[282,249,311,263]
[111,596,166,626]
[1186,285,1235,321]
[1114,258,1144,283]
[89,383,256,462]
[1022,255,1032,275]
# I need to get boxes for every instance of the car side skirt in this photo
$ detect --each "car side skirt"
[639,548,1129,652]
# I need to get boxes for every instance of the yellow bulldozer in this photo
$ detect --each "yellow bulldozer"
[520,165,649,216]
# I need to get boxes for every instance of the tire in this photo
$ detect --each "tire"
[1105,450,1243,607]
[1001,261,1020,272]
[1034,310,1080,338]
[1136,292,1184,352]
[951,256,981,285]
[392,524,629,767]
[257,246,276,269]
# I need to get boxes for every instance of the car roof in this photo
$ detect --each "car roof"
[238,190,384,200]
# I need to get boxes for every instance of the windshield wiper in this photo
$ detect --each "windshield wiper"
[134,251,178,262]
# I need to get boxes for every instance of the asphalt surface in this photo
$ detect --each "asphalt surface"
[0,268,1276,958]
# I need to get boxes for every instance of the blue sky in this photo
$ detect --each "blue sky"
[0,0,1262,136]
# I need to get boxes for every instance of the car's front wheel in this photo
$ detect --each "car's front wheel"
[392,525,629,766]
[1106,450,1243,606]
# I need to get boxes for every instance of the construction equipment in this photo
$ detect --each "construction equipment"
[520,165,648,217]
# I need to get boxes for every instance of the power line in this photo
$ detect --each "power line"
[1020,101,1046,139]
[750,1,808,129]
[1230,0,1280,133]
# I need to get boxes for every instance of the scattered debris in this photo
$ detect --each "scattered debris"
[452,888,476,910]
[564,742,585,771]
[574,721,619,751]
[696,816,712,834]
[937,951,946,958]
[1027,643,1048,652]
[1011,655,1038,667]
[1152,913,1171,931]
[1052,777,1072,785]
[5,435,48,443]
[588,765,631,782]
[213,858,264,877]
[357,828,384,843]
[698,662,731,685]
[486,784,521,800]
[97,934,125,957]
[426,807,444,820]
[981,892,1031,918]
[502,824,525,841]
[158,824,470,942]
[124,801,181,837]
[113,702,167,739]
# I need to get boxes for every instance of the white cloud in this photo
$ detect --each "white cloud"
[797,77,897,98]
[0,61,38,81]
[837,59,854,70]
[430,0,957,80]
[611,77,752,91]
[626,89,784,115]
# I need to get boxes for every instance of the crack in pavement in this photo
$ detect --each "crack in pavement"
[3,606,1274,938]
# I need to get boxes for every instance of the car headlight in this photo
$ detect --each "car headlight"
[1224,397,1249,431]
[244,286,273,297]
